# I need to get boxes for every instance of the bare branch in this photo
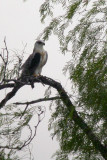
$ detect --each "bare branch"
[14,96,61,105]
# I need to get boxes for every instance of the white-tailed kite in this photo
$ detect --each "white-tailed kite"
[21,40,48,77]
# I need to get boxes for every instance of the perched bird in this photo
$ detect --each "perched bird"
[21,40,48,77]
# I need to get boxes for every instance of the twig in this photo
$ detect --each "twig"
[19,110,45,150]
[4,37,9,61]
[20,104,29,119]
[0,53,5,63]
[2,37,9,81]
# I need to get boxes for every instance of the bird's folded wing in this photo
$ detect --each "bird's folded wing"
[21,53,41,70]
[28,52,41,69]
[21,54,33,69]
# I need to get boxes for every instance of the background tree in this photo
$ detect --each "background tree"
[0,0,107,160]
[39,0,107,160]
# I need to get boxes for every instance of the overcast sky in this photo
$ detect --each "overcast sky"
[0,0,72,159]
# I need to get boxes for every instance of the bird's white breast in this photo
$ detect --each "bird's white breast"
[41,51,48,67]
[34,51,47,75]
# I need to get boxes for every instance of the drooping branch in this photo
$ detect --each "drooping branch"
[0,75,107,159]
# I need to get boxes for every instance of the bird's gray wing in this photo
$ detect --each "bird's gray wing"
[21,53,33,70]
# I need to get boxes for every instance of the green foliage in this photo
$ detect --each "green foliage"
[40,0,107,159]
[0,151,13,160]
[66,1,81,19]
[42,18,60,40]
[39,0,53,22]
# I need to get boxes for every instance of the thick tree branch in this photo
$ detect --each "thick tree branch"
[0,83,15,90]
[0,76,106,159]
[0,77,41,108]
[0,82,23,109]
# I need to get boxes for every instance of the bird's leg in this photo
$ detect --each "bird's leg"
[33,73,41,77]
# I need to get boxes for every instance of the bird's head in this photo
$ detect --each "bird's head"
[34,40,45,50]
[33,40,45,53]
[36,40,45,46]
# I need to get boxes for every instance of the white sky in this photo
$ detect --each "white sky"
[0,0,72,160]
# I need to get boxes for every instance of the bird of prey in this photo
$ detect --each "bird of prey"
[21,40,48,78]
